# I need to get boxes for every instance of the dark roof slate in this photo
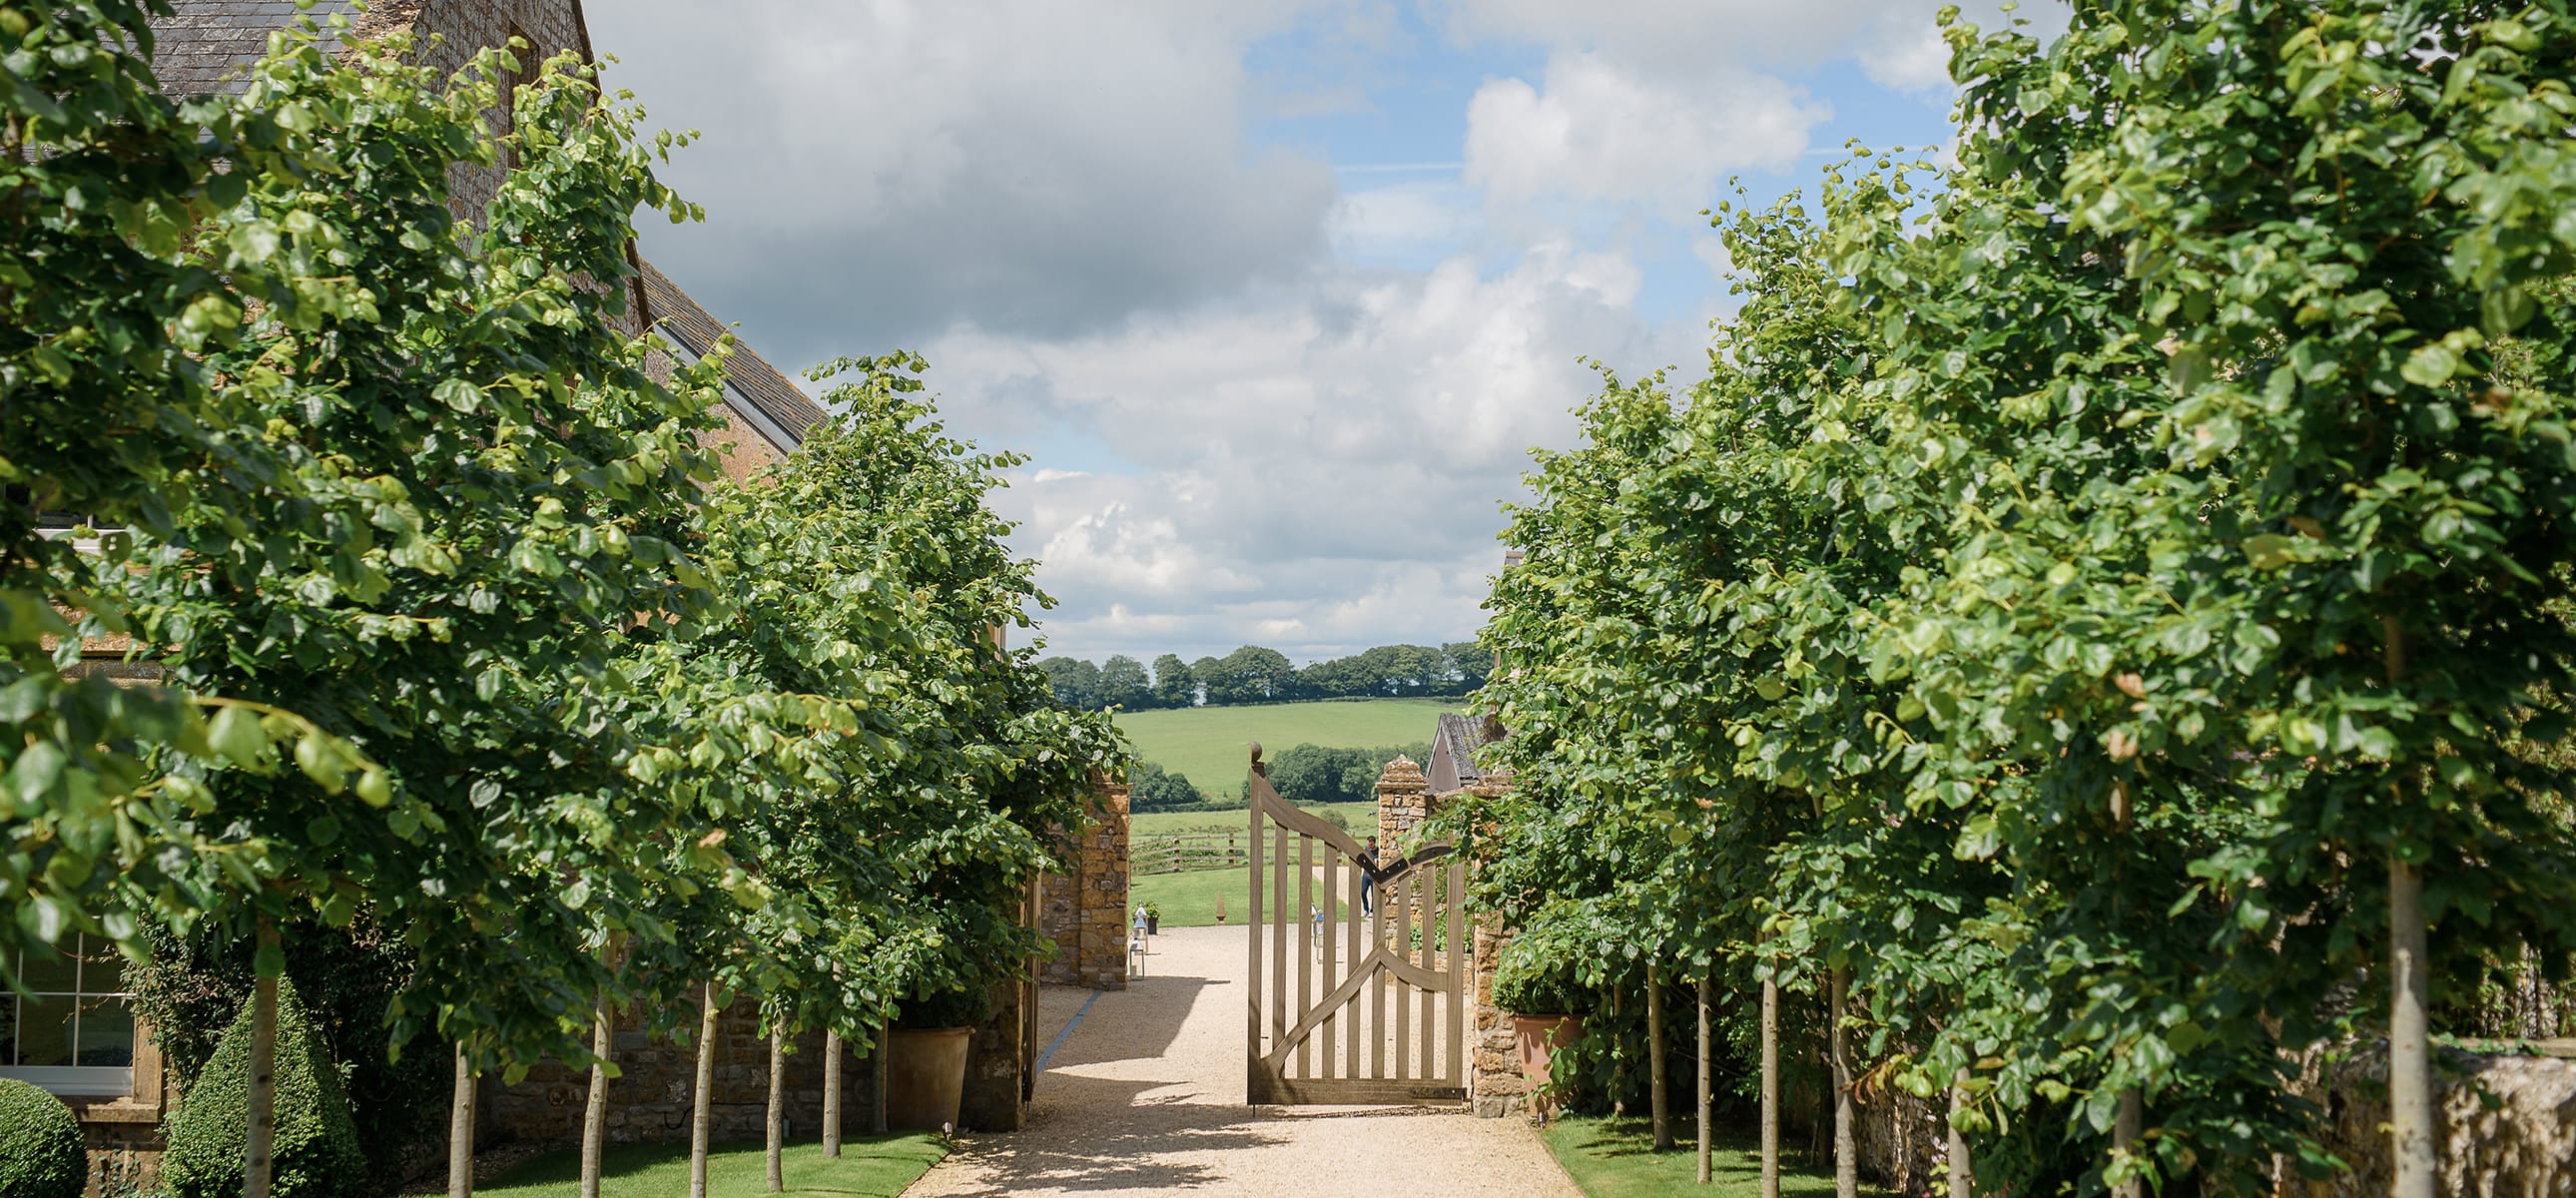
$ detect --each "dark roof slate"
[146,1,365,98]
[1427,712,1494,795]
[638,260,826,446]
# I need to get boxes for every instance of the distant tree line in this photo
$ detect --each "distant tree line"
[1040,642,1491,711]
[1128,742,1434,813]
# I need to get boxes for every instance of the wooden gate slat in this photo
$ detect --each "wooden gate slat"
[1271,816,1288,1060]
[1447,858,1466,1086]
[1246,798,1263,1089]
[1394,871,1412,1082]
[1424,871,1439,1081]
[1320,850,1337,1080]
[1346,850,1363,1074]
[1296,833,1312,1080]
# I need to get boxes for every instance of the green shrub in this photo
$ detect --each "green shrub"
[0,1078,85,1198]
[1493,934,1589,1015]
[896,983,996,1030]
[162,980,362,1198]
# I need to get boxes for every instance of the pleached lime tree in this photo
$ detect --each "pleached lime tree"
[0,0,384,986]
[11,10,1123,1198]
[1471,0,2576,1192]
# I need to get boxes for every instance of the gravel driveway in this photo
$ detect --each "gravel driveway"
[904,923,1583,1197]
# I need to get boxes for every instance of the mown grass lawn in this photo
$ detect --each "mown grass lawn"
[1132,866,1249,928]
[479,1136,947,1198]
[1541,1116,1887,1198]
[1113,697,1454,792]
[1132,865,1354,928]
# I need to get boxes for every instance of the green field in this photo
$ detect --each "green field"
[1132,866,1350,928]
[481,1136,947,1198]
[1114,697,1455,794]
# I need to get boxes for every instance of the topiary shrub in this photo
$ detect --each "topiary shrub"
[162,979,362,1198]
[0,1078,86,1198]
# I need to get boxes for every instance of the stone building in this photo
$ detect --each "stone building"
[21,0,829,1179]
[1425,711,1497,798]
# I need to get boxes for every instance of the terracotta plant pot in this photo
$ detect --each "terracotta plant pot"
[1513,1014,1584,1089]
[885,1026,972,1132]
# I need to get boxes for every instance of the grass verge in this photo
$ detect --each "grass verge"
[479,1136,947,1198]
[1540,1116,1885,1198]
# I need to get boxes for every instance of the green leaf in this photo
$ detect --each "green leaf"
[207,706,269,767]
[2401,342,2459,386]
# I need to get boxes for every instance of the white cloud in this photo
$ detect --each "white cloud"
[591,1,1342,366]
[1690,235,1734,282]
[578,1,2078,663]
[1857,11,1958,96]
[1330,181,1482,263]
[933,249,1700,659]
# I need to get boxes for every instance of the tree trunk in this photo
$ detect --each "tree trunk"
[1761,974,1779,1198]
[2390,857,2434,1198]
[824,1027,843,1158]
[247,920,279,1198]
[447,1040,474,1198]
[766,1026,787,1192]
[1648,964,1670,1151]
[1947,1073,1973,1198]
[1831,967,1855,1198]
[1697,972,1713,1186]
[691,982,719,1198]
[2113,1088,2143,1198]
[581,991,613,1198]
[871,1019,889,1135]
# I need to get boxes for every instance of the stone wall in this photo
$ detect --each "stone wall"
[1814,1040,2576,1194]
[960,979,1027,1133]
[1460,779,1528,1119]
[2298,1041,2576,1196]
[1037,781,1132,990]
[490,995,879,1147]
[1468,913,1533,1118]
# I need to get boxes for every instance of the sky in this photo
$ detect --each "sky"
[584,1,2046,665]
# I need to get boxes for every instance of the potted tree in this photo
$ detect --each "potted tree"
[1492,934,1589,1098]
[886,984,993,1133]
[1140,901,1161,936]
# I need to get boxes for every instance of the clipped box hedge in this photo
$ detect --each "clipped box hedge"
[162,979,363,1198]
[0,1077,85,1198]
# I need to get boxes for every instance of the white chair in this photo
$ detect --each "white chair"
[1128,928,1148,977]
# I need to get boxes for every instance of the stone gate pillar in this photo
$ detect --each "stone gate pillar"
[1374,756,1430,850]
[1037,778,1131,990]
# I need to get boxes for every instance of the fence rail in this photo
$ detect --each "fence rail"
[1133,832,1252,877]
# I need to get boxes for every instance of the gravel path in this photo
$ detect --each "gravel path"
[905,924,1582,1198]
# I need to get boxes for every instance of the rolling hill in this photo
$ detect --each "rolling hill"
[1111,697,1456,799]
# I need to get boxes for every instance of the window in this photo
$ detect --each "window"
[1,935,136,1096]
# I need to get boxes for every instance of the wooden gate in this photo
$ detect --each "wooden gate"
[1245,745,1467,1104]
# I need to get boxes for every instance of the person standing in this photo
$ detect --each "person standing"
[1357,837,1382,916]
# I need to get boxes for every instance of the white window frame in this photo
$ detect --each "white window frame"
[2,935,136,1097]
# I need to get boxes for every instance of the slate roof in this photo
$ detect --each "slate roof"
[145,1,366,98]
[638,261,827,447]
[1427,712,1496,795]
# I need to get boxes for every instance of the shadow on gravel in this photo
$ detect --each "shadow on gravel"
[937,1076,1280,1196]
[1039,974,1221,1069]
